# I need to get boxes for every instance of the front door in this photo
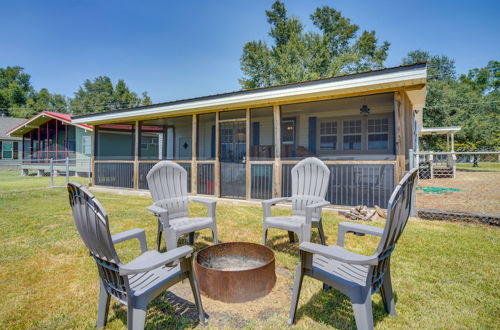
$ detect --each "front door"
[220,121,246,198]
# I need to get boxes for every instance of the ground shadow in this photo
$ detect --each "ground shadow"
[265,229,325,257]
[110,291,208,329]
[296,288,398,329]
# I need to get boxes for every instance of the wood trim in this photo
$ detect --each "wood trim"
[214,110,220,197]
[133,121,139,189]
[191,115,197,194]
[273,104,281,197]
[94,160,135,163]
[245,108,251,199]
[83,85,425,125]
[394,92,405,182]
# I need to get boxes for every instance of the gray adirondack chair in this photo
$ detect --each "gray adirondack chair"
[67,183,206,330]
[262,157,330,245]
[146,161,218,251]
[288,168,418,330]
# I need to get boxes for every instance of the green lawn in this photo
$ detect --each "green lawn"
[0,170,499,329]
[456,162,500,172]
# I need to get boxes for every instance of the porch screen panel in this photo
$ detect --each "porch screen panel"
[95,123,135,160]
[250,107,274,160]
[251,164,273,199]
[48,119,57,160]
[139,123,162,160]
[280,93,395,160]
[94,163,134,188]
[141,116,192,160]
[197,163,214,195]
[197,113,216,160]
[138,162,191,193]
[282,163,394,208]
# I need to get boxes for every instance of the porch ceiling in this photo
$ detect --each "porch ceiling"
[73,63,427,125]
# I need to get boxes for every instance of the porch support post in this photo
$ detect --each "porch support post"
[91,126,97,186]
[446,133,450,151]
[273,104,281,197]
[394,92,406,182]
[214,111,220,197]
[191,114,197,194]
[133,121,139,189]
[245,108,251,200]
[451,133,455,152]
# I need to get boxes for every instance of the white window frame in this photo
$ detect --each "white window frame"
[281,119,295,145]
[342,119,362,151]
[2,141,13,159]
[319,120,338,150]
[367,118,390,151]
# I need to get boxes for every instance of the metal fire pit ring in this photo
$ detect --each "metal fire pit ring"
[194,242,276,303]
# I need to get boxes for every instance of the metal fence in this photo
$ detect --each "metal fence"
[3,158,92,188]
[410,150,500,225]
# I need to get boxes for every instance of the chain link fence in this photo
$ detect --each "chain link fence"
[410,151,500,225]
[1,158,92,188]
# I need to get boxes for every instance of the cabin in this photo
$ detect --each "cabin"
[7,111,93,177]
[72,63,427,208]
[0,117,25,170]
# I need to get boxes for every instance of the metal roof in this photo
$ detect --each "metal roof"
[73,63,427,124]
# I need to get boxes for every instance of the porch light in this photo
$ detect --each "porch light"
[360,104,370,116]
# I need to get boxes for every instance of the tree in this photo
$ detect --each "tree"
[70,76,150,115]
[402,52,500,151]
[239,1,390,89]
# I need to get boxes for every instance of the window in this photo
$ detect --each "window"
[2,141,13,159]
[281,119,295,145]
[319,120,337,150]
[82,136,92,155]
[368,118,389,150]
[343,120,362,151]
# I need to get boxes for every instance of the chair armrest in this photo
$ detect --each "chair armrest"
[112,228,148,254]
[262,197,290,218]
[147,204,168,217]
[305,200,330,223]
[189,198,216,218]
[337,222,384,247]
[299,242,378,266]
[119,245,193,275]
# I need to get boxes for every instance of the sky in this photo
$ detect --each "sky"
[0,0,499,103]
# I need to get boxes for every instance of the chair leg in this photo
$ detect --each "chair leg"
[212,224,219,244]
[262,228,268,245]
[156,220,163,251]
[97,280,110,328]
[188,232,195,246]
[288,231,295,243]
[127,302,147,330]
[288,263,305,325]
[380,267,396,316]
[187,258,207,325]
[317,219,326,245]
[351,290,374,330]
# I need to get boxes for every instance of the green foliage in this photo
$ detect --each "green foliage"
[69,76,150,115]
[240,1,390,89]
[403,52,499,151]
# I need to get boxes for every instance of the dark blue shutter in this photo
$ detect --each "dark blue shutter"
[211,125,215,158]
[252,122,260,146]
[308,117,317,153]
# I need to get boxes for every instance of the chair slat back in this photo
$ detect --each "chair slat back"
[67,183,129,303]
[147,161,189,220]
[290,158,330,219]
[370,168,418,292]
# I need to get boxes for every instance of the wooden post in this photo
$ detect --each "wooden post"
[245,108,251,199]
[273,104,281,197]
[451,132,455,152]
[214,111,220,197]
[446,133,450,151]
[91,127,96,186]
[133,121,139,189]
[394,92,406,182]
[191,115,197,194]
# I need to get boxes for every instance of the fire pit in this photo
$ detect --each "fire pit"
[194,242,276,303]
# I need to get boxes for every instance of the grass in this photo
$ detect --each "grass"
[456,163,500,172]
[0,170,499,329]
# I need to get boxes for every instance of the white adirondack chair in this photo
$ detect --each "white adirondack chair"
[67,183,206,329]
[146,161,218,251]
[262,157,331,245]
[288,168,418,330]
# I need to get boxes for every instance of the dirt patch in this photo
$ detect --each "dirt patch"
[416,170,500,214]
[166,266,293,328]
